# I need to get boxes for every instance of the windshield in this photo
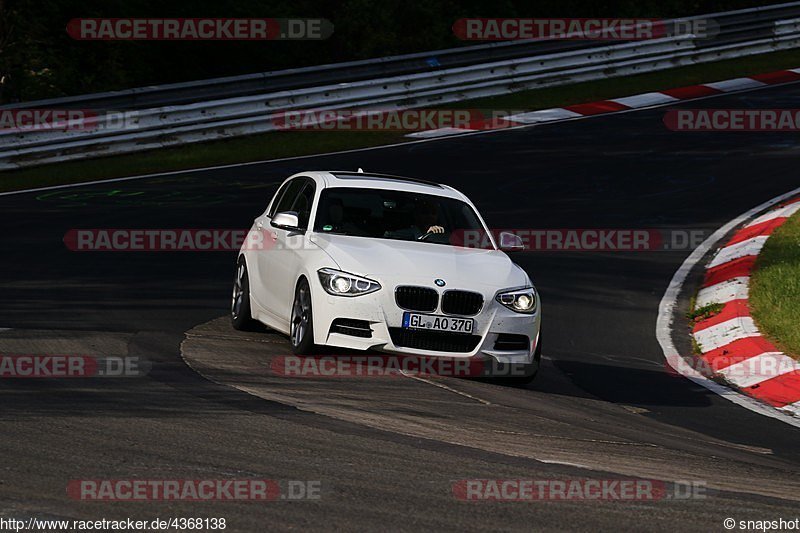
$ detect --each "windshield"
[313,187,492,248]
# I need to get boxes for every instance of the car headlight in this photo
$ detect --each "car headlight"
[496,287,537,313]
[318,268,381,297]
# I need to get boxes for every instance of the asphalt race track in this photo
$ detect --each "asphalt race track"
[1,83,800,531]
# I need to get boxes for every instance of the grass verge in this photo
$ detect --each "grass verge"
[3,49,800,193]
[749,208,800,359]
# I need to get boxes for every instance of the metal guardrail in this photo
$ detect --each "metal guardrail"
[2,3,800,170]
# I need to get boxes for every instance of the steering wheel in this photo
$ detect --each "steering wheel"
[418,229,449,242]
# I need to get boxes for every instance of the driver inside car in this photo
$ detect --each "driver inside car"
[325,198,364,235]
[385,197,445,240]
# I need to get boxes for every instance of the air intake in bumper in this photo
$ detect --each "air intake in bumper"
[389,328,481,353]
[493,333,529,351]
[330,318,373,338]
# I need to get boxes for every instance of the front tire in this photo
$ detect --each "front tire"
[290,278,316,355]
[231,257,255,330]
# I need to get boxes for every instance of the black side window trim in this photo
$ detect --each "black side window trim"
[267,181,293,218]
[290,181,316,230]
[268,177,314,219]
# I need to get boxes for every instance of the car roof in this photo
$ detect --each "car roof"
[301,171,468,201]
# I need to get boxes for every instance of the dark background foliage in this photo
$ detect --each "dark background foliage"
[0,0,787,103]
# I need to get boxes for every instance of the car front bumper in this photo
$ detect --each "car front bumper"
[310,276,541,367]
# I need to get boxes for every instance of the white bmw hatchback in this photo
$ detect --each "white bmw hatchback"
[232,171,542,381]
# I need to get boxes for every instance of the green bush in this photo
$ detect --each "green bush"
[0,0,787,103]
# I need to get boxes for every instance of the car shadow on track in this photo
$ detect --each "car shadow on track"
[537,357,716,408]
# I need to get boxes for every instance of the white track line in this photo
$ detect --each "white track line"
[406,127,478,138]
[401,373,492,405]
[656,185,800,428]
[745,202,800,227]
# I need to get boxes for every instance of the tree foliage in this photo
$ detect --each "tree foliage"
[0,0,786,103]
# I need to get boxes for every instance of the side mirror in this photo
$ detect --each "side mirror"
[498,231,525,252]
[271,211,300,230]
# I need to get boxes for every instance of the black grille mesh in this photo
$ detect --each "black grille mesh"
[442,290,483,316]
[395,286,438,312]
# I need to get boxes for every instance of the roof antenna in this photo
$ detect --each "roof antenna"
[357,168,364,173]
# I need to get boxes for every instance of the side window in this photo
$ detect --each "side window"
[267,181,293,218]
[271,179,305,217]
[291,182,316,230]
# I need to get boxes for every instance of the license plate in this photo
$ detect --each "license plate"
[402,312,474,334]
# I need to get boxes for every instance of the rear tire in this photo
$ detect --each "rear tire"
[231,257,255,331]
[290,278,316,355]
